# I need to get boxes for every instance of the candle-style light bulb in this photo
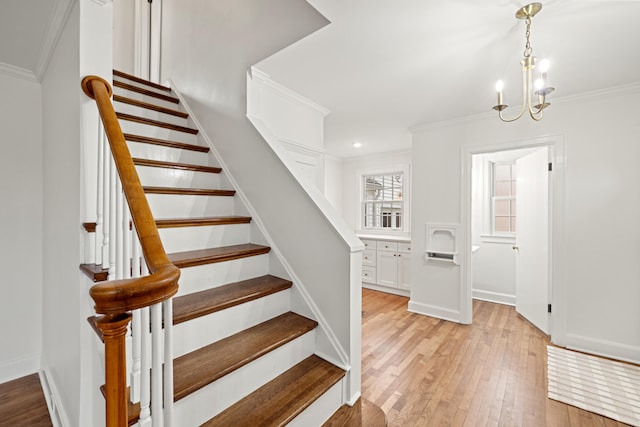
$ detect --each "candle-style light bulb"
[538,59,550,74]
[496,80,504,105]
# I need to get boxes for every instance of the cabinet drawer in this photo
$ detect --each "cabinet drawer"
[361,239,376,250]
[362,266,376,283]
[362,249,376,266]
[377,241,398,252]
[398,243,412,254]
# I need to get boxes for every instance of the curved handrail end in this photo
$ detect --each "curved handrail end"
[81,75,113,100]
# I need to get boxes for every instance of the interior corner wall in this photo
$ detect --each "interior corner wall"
[113,0,135,74]
[0,74,44,383]
[324,155,343,213]
[410,85,640,363]
[41,2,81,425]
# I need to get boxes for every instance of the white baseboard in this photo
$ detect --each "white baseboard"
[472,289,516,306]
[362,283,409,297]
[0,352,41,383]
[562,333,640,365]
[408,300,461,323]
[39,364,70,427]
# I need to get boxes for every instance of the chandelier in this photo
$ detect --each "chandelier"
[492,3,554,122]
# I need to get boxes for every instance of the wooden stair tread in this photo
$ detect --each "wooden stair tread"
[80,263,109,282]
[114,94,188,118]
[202,355,344,426]
[168,244,271,268]
[155,216,251,228]
[87,316,104,342]
[113,69,172,92]
[117,112,198,134]
[173,312,318,402]
[173,275,292,325]
[113,80,179,104]
[143,186,235,196]
[322,399,387,427]
[124,133,209,152]
[133,157,221,173]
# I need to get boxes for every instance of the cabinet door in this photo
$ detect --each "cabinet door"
[376,251,398,288]
[397,252,411,290]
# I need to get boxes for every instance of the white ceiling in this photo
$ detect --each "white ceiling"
[257,0,640,158]
[0,0,57,74]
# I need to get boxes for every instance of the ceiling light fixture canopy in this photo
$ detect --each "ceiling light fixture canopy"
[492,2,555,122]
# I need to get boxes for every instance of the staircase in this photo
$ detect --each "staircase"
[82,70,351,426]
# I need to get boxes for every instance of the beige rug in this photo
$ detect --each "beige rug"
[547,346,640,426]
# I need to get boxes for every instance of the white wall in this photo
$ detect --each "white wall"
[340,150,412,231]
[0,74,43,383]
[161,0,362,401]
[40,3,81,425]
[247,68,328,190]
[324,154,343,213]
[411,84,640,363]
[113,0,135,74]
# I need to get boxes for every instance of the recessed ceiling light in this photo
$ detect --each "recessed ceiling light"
[353,141,362,148]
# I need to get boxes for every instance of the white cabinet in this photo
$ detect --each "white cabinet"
[360,238,411,294]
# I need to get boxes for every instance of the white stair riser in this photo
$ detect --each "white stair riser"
[113,84,181,111]
[288,379,345,427]
[136,165,221,189]
[176,254,270,297]
[118,121,199,146]
[172,331,315,427]
[146,193,236,218]
[172,289,291,357]
[159,223,250,253]
[127,142,214,167]
[114,100,190,127]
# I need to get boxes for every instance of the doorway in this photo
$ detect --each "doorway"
[460,136,565,340]
[470,146,550,332]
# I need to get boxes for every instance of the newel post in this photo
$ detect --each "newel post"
[97,313,133,427]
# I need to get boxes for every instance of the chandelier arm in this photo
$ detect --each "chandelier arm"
[498,67,528,122]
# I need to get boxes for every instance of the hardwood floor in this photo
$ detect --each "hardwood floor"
[361,289,630,427]
[0,373,52,427]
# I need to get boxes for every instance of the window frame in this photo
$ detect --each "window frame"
[357,164,410,236]
[491,161,517,236]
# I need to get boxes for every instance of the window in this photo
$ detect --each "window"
[362,173,404,231]
[492,162,517,234]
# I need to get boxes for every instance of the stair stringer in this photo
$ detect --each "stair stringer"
[168,79,357,394]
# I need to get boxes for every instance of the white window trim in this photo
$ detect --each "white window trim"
[356,164,410,236]
[480,159,517,244]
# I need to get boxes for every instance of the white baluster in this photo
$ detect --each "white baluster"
[138,305,152,427]
[151,302,164,427]
[130,229,142,398]
[163,299,173,427]
[115,178,124,280]
[102,138,111,269]
[95,122,104,266]
[109,154,117,276]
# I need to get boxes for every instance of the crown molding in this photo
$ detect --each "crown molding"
[91,0,113,4]
[410,81,640,133]
[34,0,77,80]
[0,62,38,82]
[250,66,330,116]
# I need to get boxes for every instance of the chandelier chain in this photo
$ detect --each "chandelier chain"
[524,17,533,57]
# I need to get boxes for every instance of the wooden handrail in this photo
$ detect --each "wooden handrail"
[81,75,180,313]
[82,75,180,427]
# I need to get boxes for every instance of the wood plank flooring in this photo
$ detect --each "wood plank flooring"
[361,289,631,427]
[0,373,52,426]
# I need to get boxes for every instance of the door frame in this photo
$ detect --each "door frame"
[459,135,566,343]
